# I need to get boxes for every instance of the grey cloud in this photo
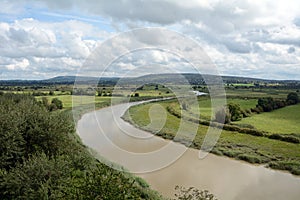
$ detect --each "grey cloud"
[294,17,300,27]
[268,38,300,47]
[34,0,270,33]
[223,39,251,54]
[1,0,300,80]
[288,46,296,54]
[8,27,30,44]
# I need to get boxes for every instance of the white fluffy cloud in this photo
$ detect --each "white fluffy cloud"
[1,0,300,79]
[6,58,29,70]
[0,17,109,79]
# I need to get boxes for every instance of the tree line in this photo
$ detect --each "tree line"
[215,92,299,124]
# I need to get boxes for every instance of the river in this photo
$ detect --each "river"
[77,101,300,200]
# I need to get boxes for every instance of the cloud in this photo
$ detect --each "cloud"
[32,0,300,31]
[0,17,110,79]
[1,0,300,79]
[6,58,29,70]
[0,1,24,15]
[288,47,296,54]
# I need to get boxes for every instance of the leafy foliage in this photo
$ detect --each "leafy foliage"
[215,103,243,124]
[0,93,162,199]
[227,103,243,121]
[51,98,63,110]
[254,92,299,114]
[173,186,217,200]
[287,92,299,105]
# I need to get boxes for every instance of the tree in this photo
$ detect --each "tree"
[227,103,243,121]
[257,97,275,112]
[1,93,157,200]
[51,98,63,109]
[215,103,243,124]
[41,97,49,108]
[287,92,299,105]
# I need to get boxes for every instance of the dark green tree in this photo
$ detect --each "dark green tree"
[257,97,275,112]
[51,98,63,109]
[287,92,299,105]
[227,103,243,121]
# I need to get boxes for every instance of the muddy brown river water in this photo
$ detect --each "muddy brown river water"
[77,102,300,200]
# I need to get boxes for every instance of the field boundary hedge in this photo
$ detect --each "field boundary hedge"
[166,105,299,144]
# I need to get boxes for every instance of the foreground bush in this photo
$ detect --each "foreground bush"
[173,186,217,200]
[268,134,300,144]
[0,94,162,199]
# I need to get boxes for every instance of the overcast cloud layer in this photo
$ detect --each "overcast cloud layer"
[0,0,300,80]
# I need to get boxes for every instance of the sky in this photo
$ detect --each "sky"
[0,0,300,80]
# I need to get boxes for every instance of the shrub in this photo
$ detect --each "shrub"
[287,92,299,105]
[268,134,300,144]
[237,154,261,164]
[257,97,275,112]
[241,109,251,117]
[227,103,243,121]
[269,161,300,175]
[166,105,181,119]
[233,123,255,129]
[241,128,264,137]
[51,98,63,109]
[173,186,217,200]
[251,106,263,114]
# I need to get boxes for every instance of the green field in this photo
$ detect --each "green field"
[124,100,300,175]
[36,95,112,109]
[172,97,257,121]
[225,88,295,99]
[234,104,300,134]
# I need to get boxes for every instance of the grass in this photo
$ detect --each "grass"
[124,101,300,175]
[36,95,112,109]
[234,104,300,134]
[172,97,257,121]
[225,88,296,99]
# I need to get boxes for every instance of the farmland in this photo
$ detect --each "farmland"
[1,74,300,199]
[234,104,300,134]
[123,87,300,175]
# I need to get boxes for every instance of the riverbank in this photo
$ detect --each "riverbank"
[123,99,300,176]
[77,100,300,200]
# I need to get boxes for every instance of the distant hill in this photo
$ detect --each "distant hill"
[0,73,299,86]
[117,73,300,85]
[0,76,119,86]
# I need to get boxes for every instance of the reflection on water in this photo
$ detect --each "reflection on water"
[77,102,300,200]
